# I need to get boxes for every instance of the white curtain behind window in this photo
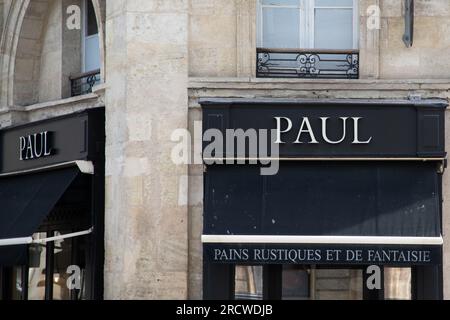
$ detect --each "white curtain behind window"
[258,0,356,49]
[314,0,354,49]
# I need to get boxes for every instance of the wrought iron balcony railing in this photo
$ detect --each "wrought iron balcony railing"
[70,69,101,97]
[256,48,359,79]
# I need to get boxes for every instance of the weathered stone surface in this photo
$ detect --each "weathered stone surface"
[1,0,450,301]
[189,0,237,77]
[380,0,402,17]
[104,0,189,300]
[415,0,450,17]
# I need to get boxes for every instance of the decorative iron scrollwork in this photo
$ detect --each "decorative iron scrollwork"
[257,49,359,79]
[70,69,101,97]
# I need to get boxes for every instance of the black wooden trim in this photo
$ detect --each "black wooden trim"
[263,265,283,300]
[45,231,55,300]
[363,266,385,300]
[0,268,13,300]
[21,250,29,301]
[89,152,105,300]
[70,236,79,301]
[199,98,448,109]
[412,265,443,300]
[203,258,235,300]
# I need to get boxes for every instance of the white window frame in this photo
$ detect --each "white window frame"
[257,1,306,48]
[257,0,359,49]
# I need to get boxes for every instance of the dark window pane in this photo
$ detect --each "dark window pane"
[282,265,310,299]
[87,0,98,36]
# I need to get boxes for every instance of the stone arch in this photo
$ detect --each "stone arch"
[0,0,33,107]
[0,0,106,108]
[13,0,50,106]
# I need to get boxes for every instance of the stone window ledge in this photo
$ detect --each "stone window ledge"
[24,93,100,112]
[0,82,107,116]
[0,92,104,115]
[188,77,450,90]
[0,92,105,126]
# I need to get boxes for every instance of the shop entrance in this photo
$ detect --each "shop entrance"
[235,265,416,300]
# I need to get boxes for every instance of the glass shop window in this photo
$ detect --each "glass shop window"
[282,265,310,299]
[235,266,264,300]
[28,233,47,300]
[1,238,87,301]
[257,0,358,49]
[283,267,363,300]
[53,231,87,300]
[384,268,412,300]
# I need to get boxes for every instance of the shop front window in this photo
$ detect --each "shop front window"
[384,268,412,300]
[28,234,47,300]
[1,232,89,301]
[282,265,310,300]
[11,267,24,300]
[281,266,414,300]
[311,268,363,300]
[279,266,364,300]
[235,266,263,300]
[232,265,418,300]
[53,231,87,300]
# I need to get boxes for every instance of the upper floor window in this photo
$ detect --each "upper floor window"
[256,0,359,79]
[71,0,101,97]
[83,0,100,72]
[257,0,358,49]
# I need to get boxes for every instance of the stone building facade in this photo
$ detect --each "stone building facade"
[0,0,450,300]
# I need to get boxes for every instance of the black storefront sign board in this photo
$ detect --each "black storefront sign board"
[0,108,105,174]
[201,99,447,270]
[201,98,448,158]
[204,244,442,266]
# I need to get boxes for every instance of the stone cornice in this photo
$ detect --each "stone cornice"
[189,77,450,91]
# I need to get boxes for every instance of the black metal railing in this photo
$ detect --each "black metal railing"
[70,69,101,97]
[256,48,359,79]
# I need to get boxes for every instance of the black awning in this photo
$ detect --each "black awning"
[204,162,442,238]
[0,167,80,266]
